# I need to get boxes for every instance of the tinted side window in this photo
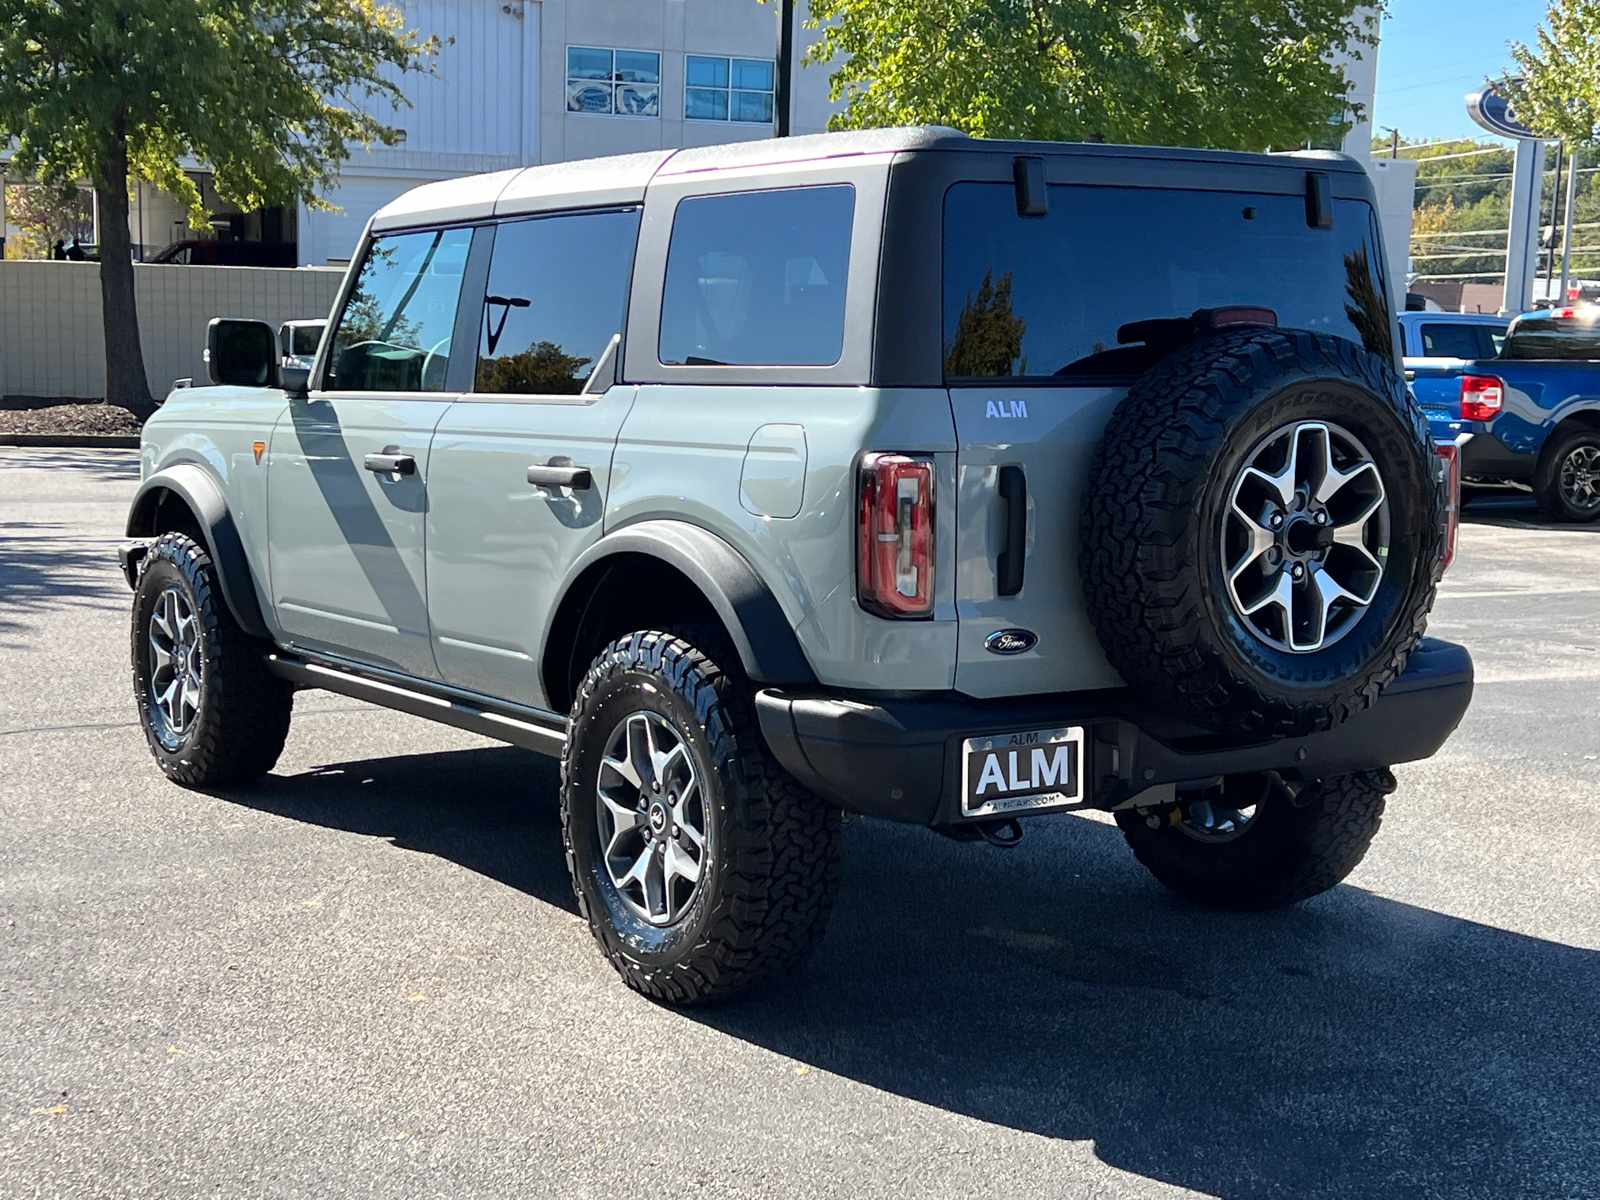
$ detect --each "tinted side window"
[1503,316,1600,360]
[1420,323,1483,358]
[659,185,854,367]
[327,227,473,391]
[1485,327,1507,357]
[474,209,641,395]
[943,185,1391,379]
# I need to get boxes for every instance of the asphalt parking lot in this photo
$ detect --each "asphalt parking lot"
[2,447,1596,1199]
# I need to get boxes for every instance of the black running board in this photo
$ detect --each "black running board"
[264,652,566,756]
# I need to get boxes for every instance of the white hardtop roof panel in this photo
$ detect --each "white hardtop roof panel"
[370,169,522,231]
[494,149,676,218]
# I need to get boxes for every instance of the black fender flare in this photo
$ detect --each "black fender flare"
[544,519,817,697]
[124,463,270,639]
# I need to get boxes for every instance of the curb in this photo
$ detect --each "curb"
[0,433,141,449]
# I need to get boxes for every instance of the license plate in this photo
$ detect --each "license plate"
[961,726,1084,818]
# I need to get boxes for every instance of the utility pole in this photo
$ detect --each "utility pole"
[775,0,794,137]
[1560,146,1580,305]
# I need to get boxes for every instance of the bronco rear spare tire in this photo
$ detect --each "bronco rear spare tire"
[1081,329,1444,736]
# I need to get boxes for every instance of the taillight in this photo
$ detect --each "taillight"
[1436,441,1461,571]
[1460,373,1503,421]
[857,453,934,618]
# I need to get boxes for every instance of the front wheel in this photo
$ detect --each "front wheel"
[1115,770,1393,910]
[131,533,293,786]
[1534,425,1600,523]
[561,630,841,1005]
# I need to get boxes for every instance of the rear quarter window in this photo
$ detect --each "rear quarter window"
[658,185,854,367]
[942,184,1392,380]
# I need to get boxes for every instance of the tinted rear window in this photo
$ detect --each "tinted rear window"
[659,185,854,367]
[1502,314,1600,360]
[1419,323,1485,359]
[942,184,1392,380]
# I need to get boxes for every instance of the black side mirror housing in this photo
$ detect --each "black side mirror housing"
[206,318,280,387]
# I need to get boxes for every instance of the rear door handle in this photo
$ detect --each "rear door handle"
[363,452,415,477]
[527,464,593,490]
[996,464,1026,596]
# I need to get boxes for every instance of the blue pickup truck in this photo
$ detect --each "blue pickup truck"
[1405,307,1600,522]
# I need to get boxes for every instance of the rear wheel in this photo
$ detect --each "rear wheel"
[1115,770,1393,910]
[561,629,840,1005]
[131,533,293,786]
[1534,425,1600,522]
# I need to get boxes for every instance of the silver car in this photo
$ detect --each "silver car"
[122,129,1471,1004]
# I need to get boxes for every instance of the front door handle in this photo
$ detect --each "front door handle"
[363,452,416,477]
[527,463,593,490]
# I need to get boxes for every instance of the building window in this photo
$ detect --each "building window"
[566,46,660,117]
[685,56,774,123]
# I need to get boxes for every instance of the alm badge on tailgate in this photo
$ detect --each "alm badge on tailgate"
[961,726,1084,818]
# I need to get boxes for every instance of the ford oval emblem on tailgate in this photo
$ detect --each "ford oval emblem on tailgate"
[985,628,1037,655]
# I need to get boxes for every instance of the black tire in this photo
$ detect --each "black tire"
[1533,424,1600,523]
[561,629,841,1005]
[1081,329,1445,737]
[1115,770,1393,910]
[131,533,293,786]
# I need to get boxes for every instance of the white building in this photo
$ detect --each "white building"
[296,0,834,266]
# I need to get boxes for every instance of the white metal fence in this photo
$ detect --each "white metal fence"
[0,261,343,401]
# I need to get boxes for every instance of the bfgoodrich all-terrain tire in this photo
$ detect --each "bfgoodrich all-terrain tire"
[1115,770,1393,910]
[131,533,293,786]
[561,629,841,1005]
[1081,328,1445,737]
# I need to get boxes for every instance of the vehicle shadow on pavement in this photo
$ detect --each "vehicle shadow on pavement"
[220,745,580,916]
[705,812,1599,1200]
[214,745,1597,1199]
[1463,492,1600,532]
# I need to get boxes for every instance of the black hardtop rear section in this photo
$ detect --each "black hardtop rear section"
[874,140,1381,388]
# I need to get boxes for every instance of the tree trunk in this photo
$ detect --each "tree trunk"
[96,133,155,418]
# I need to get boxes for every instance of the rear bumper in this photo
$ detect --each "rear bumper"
[756,637,1473,825]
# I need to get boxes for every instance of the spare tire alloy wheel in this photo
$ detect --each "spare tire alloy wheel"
[1222,421,1389,653]
[1081,329,1444,736]
[596,711,710,927]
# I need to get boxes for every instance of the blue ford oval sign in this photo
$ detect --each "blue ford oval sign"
[985,628,1037,655]
[1467,81,1536,140]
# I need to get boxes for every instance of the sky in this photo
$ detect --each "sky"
[1371,0,1554,144]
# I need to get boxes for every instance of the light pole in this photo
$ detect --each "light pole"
[775,0,794,137]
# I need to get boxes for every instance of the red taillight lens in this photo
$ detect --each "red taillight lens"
[1436,441,1461,571]
[857,453,934,618]
[1460,373,1503,421]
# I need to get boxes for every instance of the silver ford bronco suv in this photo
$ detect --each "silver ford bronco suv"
[122,128,1472,1005]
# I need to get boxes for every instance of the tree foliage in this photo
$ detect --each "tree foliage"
[804,0,1378,151]
[1509,0,1600,146]
[0,0,432,413]
[3,183,94,258]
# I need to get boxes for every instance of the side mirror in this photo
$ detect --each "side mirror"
[280,363,311,397]
[206,318,279,387]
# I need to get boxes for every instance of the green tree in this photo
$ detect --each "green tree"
[0,0,432,416]
[1510,0,1600,146]
[804,0,1378,150]
[944,270,1026,377]
[3,182,94,258]
[477,342,595,396]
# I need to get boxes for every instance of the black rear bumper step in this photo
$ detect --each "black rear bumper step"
[265,653,566,756]
[756,638,1474,826]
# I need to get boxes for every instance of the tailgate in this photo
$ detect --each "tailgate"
[950,385,1125,699]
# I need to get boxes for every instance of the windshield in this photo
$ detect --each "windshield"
[942,183,1393,380]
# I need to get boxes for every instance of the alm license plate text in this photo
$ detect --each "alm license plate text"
[961,726,1084,818]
